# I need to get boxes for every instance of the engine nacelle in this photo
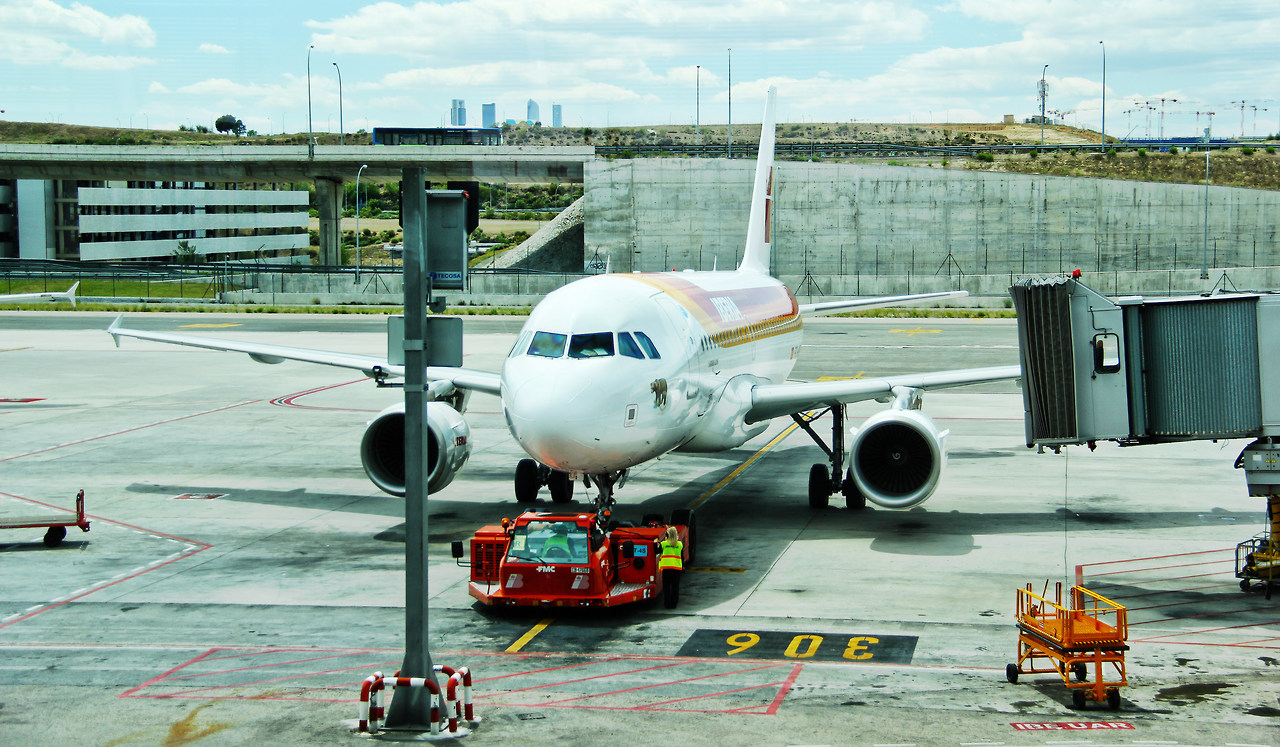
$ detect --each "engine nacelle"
[360,402,471,496]
[848,408,947,509]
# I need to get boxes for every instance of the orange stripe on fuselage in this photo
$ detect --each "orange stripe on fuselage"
[619,272,800,348]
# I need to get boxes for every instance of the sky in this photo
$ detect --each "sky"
[1,0,1278,140]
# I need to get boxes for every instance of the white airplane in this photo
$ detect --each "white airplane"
[1,282,77,306]
[107,88,1019,512]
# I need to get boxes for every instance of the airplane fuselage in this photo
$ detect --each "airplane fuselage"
[501,270,803,474]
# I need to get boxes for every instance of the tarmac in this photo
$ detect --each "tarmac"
[1,311,1278,746]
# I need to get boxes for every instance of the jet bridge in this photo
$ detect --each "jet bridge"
[1009,275,1280,451]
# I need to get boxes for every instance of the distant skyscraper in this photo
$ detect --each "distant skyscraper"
[552,104,562,128]
[527,99,540,124]
[450,99,466,127]
[482,103,496,129]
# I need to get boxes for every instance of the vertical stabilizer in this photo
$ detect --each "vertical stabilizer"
[738,86,777,275]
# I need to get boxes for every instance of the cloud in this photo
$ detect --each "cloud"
[148,81,170,94]
[198,43,230,55]
[0,0,156,69]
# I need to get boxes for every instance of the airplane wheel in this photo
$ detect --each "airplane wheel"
[43,525,67,548]
[514,459,541,503]
[548,471,573,503]
[842,470,866,510]
[808,464,831,509]
[670,509,696,564]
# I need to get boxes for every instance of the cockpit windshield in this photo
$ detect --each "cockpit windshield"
[519,330,659,360]
[505,520,590,564]
[568,332,614,359]
[528,331,567,358]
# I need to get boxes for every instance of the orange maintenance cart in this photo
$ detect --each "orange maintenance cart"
[1005,581,1128,710]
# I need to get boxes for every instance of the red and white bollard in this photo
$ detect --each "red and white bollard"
[358,664,477,735]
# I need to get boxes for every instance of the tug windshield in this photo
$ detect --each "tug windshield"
[505,520,589,564]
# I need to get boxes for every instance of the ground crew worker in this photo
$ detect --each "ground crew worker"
[658,526,684,609]
[543,522,572,559]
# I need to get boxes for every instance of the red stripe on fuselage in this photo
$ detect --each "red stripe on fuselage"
[618,273,798,339]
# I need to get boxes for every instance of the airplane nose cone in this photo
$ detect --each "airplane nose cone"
[503,369,647,473]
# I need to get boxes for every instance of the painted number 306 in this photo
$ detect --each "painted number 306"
[725,632,879,660]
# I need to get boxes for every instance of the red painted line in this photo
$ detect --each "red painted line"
[120,649,218,698]
[0,400,260,464]
[1118,587,1244,613]
[475,660,687,699]
[764,662,803,715]
[1129,605,1277,627]
[538,662,781,706]
[157,651,390,683]
[141,661,398,698]
[269,379,374,411]
[1087,580,1237,601]
[473,656,623,684]
[1132,617,1280,639]
[1078,547,1233,569]
[1086,559,1231,579]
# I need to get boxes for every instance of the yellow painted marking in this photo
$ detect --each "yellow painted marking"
[506,618,553,653]
[815,373,865,381]
[179,323,243,329]
[687,567,747,573]
[889,327,941,336]
[1,347,33,353]
[686,421,801,512]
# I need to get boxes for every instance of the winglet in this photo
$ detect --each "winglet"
[108,314,123,348]
[739,86,777,276]
[64,281,78,307]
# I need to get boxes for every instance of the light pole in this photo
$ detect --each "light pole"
[306,45,314,158]
[695,65,700,148]
[1098,40,1106,149]
[1202,116,1213,281]
[332,61,344,145]
[355,163,367,283]
[1039,64,1048,146]
[727,48,732,158]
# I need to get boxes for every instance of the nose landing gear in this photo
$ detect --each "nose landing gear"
[514,459,575,504]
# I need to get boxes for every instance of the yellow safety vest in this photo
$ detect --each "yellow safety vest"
[658,539,683,571]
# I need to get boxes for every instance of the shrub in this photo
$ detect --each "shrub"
[1137,148,1147,158]
[1168,146,1179,154]
[1242,147,1255,156]
[974,152,995,162]
[1268,146,1276,155]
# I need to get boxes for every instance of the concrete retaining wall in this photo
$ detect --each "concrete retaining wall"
[585,159,1280,279]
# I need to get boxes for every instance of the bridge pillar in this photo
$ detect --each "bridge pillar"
[315,177,343,266]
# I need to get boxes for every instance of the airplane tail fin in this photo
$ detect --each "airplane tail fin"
[738,86,777,275]
[63,281,78,307]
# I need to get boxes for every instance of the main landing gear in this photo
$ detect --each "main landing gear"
[514,460,628,514]
[514,459,574,504]
[792,405,866,510]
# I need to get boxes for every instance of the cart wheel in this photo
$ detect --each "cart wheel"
[1071,663,1087,682]
[43,525,67,548]
[1240,578,1252,592]
[1071,689,1087,710]
[1005,664,1019,684]
[1106,688,1121,710]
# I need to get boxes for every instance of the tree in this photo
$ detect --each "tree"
[215,114,245,136]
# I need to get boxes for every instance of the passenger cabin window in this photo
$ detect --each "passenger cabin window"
[568,332,614,359]
[618,332,644,359]
[505,520,589,564]
[528,331,567,358]
[633,331,660,359]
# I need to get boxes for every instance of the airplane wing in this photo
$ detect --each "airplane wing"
[0,282,78,307]
[798,290,968,316]
[106,315,503,396]
[745,364,1021,423]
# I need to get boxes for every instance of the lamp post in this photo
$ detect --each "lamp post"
[727,48,732,157]
[332,61,344,145]
[1098,40,1106,149]
[696,65,700,148]
[1039,64,1048,146]
[355,163,367,283]
[1202,116,1213,281]
[306,45,314,158]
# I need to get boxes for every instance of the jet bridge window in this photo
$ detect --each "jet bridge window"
[618,332,645,359]
[633,331,661,359]
[528,331,567,358]
[1093,332,1121,374]
[568,332,614,359]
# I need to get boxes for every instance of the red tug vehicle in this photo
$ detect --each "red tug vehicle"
[451,508,695,608]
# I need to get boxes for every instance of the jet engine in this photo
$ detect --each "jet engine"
[848,408,947,509]
[360,402,471,496]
